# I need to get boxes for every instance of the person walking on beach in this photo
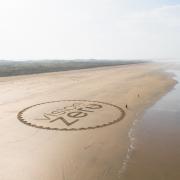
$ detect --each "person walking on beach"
[125,104,128,109]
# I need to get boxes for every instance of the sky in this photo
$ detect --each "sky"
[0,0,180,60]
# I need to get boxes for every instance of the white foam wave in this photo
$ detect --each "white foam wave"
[118,113,140,178]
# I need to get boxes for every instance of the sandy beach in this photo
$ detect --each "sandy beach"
[0,63,176,180]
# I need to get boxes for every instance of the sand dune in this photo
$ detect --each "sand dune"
[0,63,176,180]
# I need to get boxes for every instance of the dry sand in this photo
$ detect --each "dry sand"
[0,63,176,180]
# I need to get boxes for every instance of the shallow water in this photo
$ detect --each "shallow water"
[122,69,180,180]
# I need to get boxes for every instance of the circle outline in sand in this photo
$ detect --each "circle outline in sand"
[17,100,125,131]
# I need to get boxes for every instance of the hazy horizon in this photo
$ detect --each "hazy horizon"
[0,0,180,60]
[0,59,179,62]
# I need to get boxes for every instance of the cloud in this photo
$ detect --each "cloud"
[0,1,179,59]
[118,4,180,30]
[110,4,180,59]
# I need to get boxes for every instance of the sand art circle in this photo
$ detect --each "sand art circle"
[17,100,125,131]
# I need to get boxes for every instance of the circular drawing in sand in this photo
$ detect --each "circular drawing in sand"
[17,100,125,131]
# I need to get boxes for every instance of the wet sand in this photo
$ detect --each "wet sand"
[0,63,176,180]
[121,65,180,180]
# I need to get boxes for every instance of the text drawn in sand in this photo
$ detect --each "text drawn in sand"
[17,100,125,131]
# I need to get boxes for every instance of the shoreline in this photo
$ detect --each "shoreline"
[119,70,177,177]
[120,67,180,180]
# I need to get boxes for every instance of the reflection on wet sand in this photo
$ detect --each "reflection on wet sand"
[122,68,180,180]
